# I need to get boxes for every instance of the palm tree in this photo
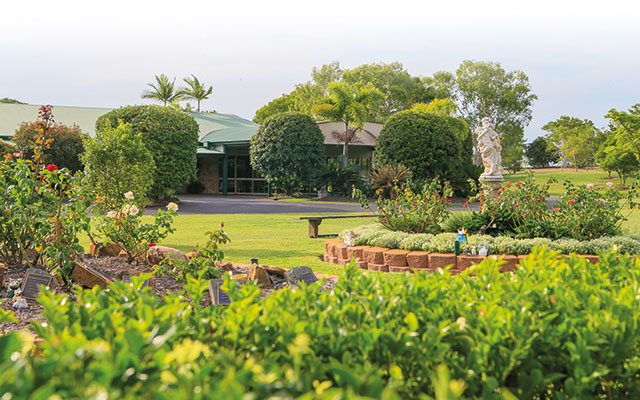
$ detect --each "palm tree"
[178,74,213,112]
[312,82,384,167]
[141,74,181,106]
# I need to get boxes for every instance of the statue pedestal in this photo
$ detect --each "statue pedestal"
[480,178,503,199]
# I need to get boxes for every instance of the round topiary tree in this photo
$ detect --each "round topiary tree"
[250,112,325,195]
[375,110,473,192]
[95,105,199,199]
[14,121,86,172]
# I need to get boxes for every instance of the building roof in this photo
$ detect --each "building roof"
[0,103,258,144]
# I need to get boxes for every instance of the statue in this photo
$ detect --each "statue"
[475,118,503,182]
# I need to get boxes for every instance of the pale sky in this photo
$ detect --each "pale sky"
[1,0,638,140]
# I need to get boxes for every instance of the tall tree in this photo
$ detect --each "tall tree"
[426,61,537,166]
[606,104,640,161]
[312,82,384,167]
[543,116,602,171]
[525,136,558,168]
[141,74,181,106]
[178,74,213,112]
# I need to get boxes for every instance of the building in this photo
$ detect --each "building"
[0,103,381,194]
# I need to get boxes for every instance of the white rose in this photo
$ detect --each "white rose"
[124,191,135,200]
[167,202,179,212]
[107,210,117,218]
[129,205,139,216]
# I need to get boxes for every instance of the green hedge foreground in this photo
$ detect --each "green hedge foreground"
[3,248,640,398]
[344,223,640,256]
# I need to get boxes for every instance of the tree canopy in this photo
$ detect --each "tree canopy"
[141,74,182,106]
[543,116,602,170]
[525,136,558,168]
[178,75,213,112]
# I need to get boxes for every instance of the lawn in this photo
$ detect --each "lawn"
[80,213,380,276]
[503,167,623,196]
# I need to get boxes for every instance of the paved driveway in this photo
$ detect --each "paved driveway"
[157,195,369,215]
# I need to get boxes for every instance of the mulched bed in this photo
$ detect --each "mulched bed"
[0,256,337,334]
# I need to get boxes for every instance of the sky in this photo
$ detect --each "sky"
[1,0,638,141]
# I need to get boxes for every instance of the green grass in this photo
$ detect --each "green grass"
[80,213,380,276]
[503,167,622,196]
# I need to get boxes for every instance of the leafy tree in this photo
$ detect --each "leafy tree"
[606,104,640,161]
[0,139,16,156]
[250,112,325,195]
[178,74,213,112]
[81,122,155,213]
[0,97,26,104]
[596,137,639,185]
[141,74,182,106]
[426,61,536,166]
[411,98,458,117]
[14,121,86,172]
[312,82,384,167]
[543,116,602,171]
[96,105,199,199]
[525,136,557,168]
[341,62,438,120]
[253,95,296,125]
[375,110,473,193]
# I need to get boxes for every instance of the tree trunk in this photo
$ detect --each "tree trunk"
[197,99,201,113]
[574,156,578,172]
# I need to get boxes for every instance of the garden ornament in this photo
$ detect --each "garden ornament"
[476,118,503,182]
[344,230,357,247]
[478,244,488,257]
[13,296,28,310]
[456,229,468,242]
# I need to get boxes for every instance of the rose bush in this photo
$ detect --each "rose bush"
[96,193,177,263]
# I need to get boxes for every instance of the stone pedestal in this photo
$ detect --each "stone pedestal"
[480,178,504,199]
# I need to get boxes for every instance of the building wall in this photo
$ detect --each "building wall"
[198,157,220,194]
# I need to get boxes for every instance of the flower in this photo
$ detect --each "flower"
[456,316,467,331]
[221,222,224,228]
[167,202,179,212]
[587,184,594,189]
[535,199,541,202]
[606,182,614,187]
[45,164,58,172]
[553,208,560,212]
[522,213,527,218]
[12,152,22,158]
[463,201,468,207]
[514,203,520,208]
[445,199,451,203]
[106,210,117,218]
[568,199,576,204]
[149,243,156,247]
[129,205,139,216]
[124,191,134,200]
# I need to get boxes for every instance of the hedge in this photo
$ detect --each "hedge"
[342,223,640,255]
[3,249,640,398]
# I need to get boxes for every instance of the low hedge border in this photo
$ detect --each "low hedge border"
[339,223,640,255]
[324,238,605,274]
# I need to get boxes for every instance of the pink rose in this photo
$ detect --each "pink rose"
[606,182,614,187]
[587,184,594,189]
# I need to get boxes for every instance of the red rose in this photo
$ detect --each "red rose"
[535,199,541,202]
[45,164,58,172]
[522,213,527,218]
[568,199,575,204]
[445,199,451,203]
[463,201,468,207]
[221,222,224,228]
[553,208,560,212]
[149,243,156,247]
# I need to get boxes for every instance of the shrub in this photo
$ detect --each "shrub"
[186,180,205,194]
[371,231,411,249]
[96,105,199,199]
[423,232,457,253]
[155,225,228,282]
[369,164,412,199]
[375,110,473,193]
[442,211,473,233]
[95,193,177,263]
[399,233,434,251]
[250,112,325,195]
[312,158,365,196]
[0,139,16,156]
[8,248,640,397]
[355,179,453,234]
[14,119,86,172]
[82,122,155,214]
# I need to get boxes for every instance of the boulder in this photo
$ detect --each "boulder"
[102,242,122,257]
[363,247,389,264]
[248,265,272,287]
[383,249,409,267]
[147,246,189,265]
[115,268,156,290]
[214,261,234,271]
[285,266,318,287]
[406,251,429,269]
[428,253,457,270]
[262,265,286,277]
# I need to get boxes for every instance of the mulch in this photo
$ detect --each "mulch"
[0,256,337,334]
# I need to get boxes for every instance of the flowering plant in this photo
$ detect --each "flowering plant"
[96,193,177,263]
[354,179,453,234]
[155,224,229,282]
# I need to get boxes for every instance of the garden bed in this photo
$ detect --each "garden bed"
[0,256,337,334]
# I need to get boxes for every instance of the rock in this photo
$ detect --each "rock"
[71,261,113,289]
[115,268,156,290]
[89,242,101,257]
[406,251,429,269]
[285,266,318,287]
[262,265,286,277]
[147,246,188,265]
[214,261,234,271]
[102,242,122,257]
[383,249,409,267]
[186,251,196,260]
[363,247,389,264]
[118,250,128,259]
[248,265,272,287]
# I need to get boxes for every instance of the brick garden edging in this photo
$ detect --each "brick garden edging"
[323,239,609,274]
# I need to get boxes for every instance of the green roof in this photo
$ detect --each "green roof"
[0,103,258,144]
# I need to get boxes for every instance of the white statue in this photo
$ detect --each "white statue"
[476,118,503,181]
[343,230,357,247]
